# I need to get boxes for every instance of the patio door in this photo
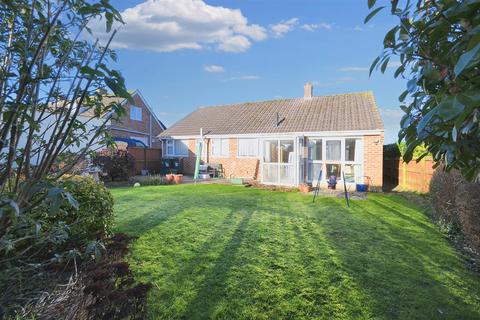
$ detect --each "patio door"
[262,139,295,185]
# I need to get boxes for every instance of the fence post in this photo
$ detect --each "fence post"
[402,160,407,190]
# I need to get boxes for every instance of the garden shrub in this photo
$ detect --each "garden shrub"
[0,176,114,317]
[429,167,480,252]
[94,149,135,181]
[129,174,169,186]
[60,176,114,243]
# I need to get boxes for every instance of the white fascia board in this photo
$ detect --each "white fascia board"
[159,129,384,140]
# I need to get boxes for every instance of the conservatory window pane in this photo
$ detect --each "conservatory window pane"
[345,139,357,162]
[263,140,278,163]
[308,139,322,161]
[326,163,341,178]
[326,140,341,161]
[279,140,294,164]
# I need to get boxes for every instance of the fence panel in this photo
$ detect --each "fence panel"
[128,147,162,176]
[383,158,435,193]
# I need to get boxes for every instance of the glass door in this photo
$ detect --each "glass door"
[262,139,295,185]
[307,138,323,183]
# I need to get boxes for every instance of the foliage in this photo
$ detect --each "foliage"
[94,149,135,181]
[129,174,170,186]
[367,0,480,180]
[112,184,480,319]
[3,234,151,319]
[0,176,115,316]
[59,176,114,244]
[0,0,130,316]
[384,142,430,160]
[430,166,480,252]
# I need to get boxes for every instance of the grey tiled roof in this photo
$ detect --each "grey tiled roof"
[159,92,383,137]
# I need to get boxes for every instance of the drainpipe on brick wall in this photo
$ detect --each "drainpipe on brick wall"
[149,113,152,147]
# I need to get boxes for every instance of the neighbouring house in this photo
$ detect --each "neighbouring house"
[159,83,384,189]
[102,89,166,147]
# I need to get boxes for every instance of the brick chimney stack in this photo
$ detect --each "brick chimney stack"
[304,82,313,99]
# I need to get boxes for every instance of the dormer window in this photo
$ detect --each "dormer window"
[130,106,142,121]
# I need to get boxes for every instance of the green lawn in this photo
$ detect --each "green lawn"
[112,184,480,320]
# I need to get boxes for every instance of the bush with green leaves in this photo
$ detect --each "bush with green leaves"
[94,149,135,181]
[59,176,114,244]
[384,142,430,160]
[429,166,480,252]
[130,174,169,186]
[366,0,480,180]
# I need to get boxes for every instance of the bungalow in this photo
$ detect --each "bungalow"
[159,83,384,189]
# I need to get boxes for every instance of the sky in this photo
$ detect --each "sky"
[94,0,407,143]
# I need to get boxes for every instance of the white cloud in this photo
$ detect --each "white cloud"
[270,17,299,38]
[225,75,261,81]
[340,66,369,72]
[312,77,355,87]
[340,61,402,73]
[353,24,374,32]
[301,23,332,32]
[89,0,267,53]
[204,65,225,73]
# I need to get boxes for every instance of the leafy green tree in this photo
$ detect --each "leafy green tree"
[366,0,480,181]
[0,0,129,280]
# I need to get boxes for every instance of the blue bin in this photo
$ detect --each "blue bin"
[356,183,368,192]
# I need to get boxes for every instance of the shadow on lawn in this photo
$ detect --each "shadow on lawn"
[316,197,480,319]
[180,210,253,318]
[115,186,480,319]
[114,187,260,236]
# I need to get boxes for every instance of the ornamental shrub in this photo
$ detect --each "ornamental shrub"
[94,149,135,181]
[60,176,114,243]
[429,167,480,252]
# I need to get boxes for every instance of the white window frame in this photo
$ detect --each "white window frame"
[237,138,259,158]
[306,136,363,184]
[130,105,142,121]
[165,139,189,157]
[211,138,230,157]
[165,140,174,156]
[260,138,296,186]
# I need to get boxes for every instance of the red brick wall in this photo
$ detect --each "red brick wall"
[363,134,384,190]
[178,138,260,179]
[110,93,164,147]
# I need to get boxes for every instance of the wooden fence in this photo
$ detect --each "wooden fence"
[383,157,436,193]
[128,147,162,176]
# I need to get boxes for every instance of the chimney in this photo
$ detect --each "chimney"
[304,82,313,98]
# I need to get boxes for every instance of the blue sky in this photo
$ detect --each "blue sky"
[101,0,406,143]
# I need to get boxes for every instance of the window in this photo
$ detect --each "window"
[166,140,174,156]
[262,139,295,185]
[238,138,259,157]
[279,140,294,164]
[308,139,322,161]
[326,140,341,161]
[307,137,363,183]
[130,106,142,121]
[212,139,229,157]
[165,139,188,156]
[307,139,323,181]
[326,163,341,178]
[174,140,188,156]
[263,140,278,163]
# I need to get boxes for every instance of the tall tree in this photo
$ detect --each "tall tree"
[0,0,129,267]
[367,0,480,181]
